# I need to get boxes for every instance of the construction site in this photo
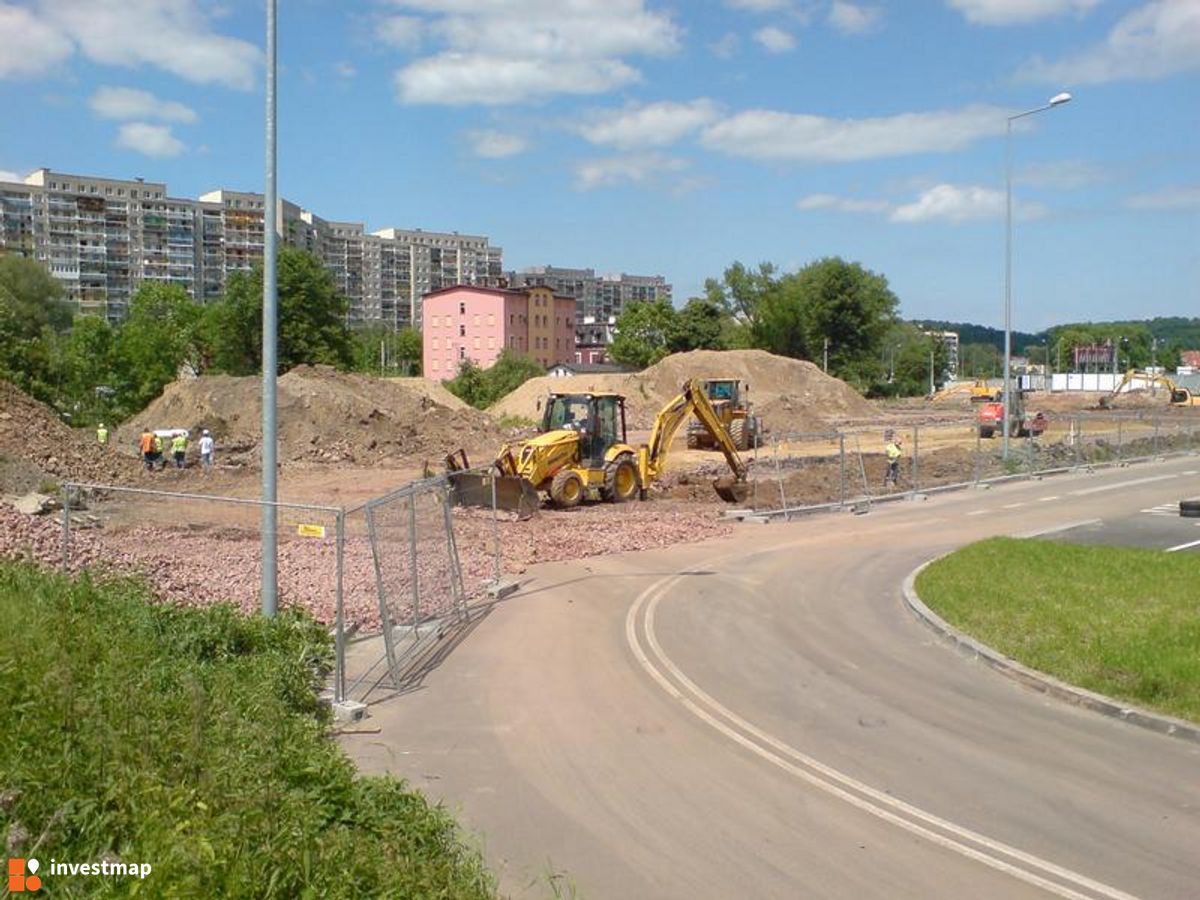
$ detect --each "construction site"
[2,349,1198,642]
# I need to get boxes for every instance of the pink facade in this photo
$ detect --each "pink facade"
[422,285,576,379]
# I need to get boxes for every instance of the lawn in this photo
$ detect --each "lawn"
[0,562,496,898]
[916,537,1200,723]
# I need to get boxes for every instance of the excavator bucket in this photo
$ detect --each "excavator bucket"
[447,470,540,519]
[713,475,750,504]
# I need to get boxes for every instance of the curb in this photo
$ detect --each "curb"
[902,558,1200,745]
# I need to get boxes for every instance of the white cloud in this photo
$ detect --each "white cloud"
[828,2,882,34]
[1021,0,1200,84]
[379,15,424,51]
[0,0,260,88]
[1016,159,1111,189]
[890,183,1048,223]
[466,129,528,158]
[0,169,23,182]
[796,193,889,213]
[89,86,197,123]
[115,122,185,158]
[946,0,1098,26]
[753,25,796,52]
[397,54,640,105]
[725,0,793,10]
[577,99,721,149]
[574,152,688,190]
[390,0,680,105]
[701,104,1008,162]
[1126,184,1200,210]
[0,3,73,77]
[709,32,740,59]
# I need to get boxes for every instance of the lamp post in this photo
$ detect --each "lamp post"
[261,0,279,616]
[1003,91,1072,460]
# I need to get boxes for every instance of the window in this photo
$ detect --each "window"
[473,314,480,326]
[459,302,466,315]
[488,336,495,349]
[473,337,480,349]
[509,313,514,325]
[487,314,495,326]
[459,324,466,337]
[458,346,466,360]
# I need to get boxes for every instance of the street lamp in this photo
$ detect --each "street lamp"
[1003,91,1071,459]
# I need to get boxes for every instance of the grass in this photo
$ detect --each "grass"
[0,562,497,899]
[494,413,537,430]
[916,538,1200,723]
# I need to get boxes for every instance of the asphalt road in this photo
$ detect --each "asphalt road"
[346,456,1200,900]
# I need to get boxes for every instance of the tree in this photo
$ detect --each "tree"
[669,296,730,353]
[208,248,354,375]
[609,298,678,368]
[873,324,949,397]
[444,358,488,408]
[114,282,204,411]
[703,261,775,326]
[350,325,423,376]
[57,315,121,424]
[444,349,544,409]
[960,342,1002,378]
[752,257,899,390]
[0,255,73,404]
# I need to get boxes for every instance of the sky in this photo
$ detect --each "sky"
[0,0,1197,331]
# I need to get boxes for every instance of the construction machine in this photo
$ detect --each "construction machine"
[969,379,1000,402]
[447,378,750,510]
[685,378,759,451]
[977,390,1047,439]
[1099,369,1199,409]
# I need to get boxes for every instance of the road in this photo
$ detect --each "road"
[346,457,1200,900]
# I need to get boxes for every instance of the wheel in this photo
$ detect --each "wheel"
[686,431,699,450]
[549,469,584,508]
[729,418,748,451]
[1181,499,1200,518]
[603,456,639,503]
[979,426,994,439]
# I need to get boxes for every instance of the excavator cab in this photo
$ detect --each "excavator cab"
[541,393,627,464]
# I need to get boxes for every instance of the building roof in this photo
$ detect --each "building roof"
[548,362,637,374]
[423,284,575,303]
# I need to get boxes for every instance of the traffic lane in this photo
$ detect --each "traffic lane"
[352,553,1056,900]
[1038,511,1200,552]
[652,489,1200,899]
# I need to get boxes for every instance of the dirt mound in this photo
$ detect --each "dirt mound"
[490,349,872,433]
[0,381,133,491]
[115,366,506,467]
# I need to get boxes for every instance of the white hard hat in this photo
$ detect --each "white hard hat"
[203,429,210,435]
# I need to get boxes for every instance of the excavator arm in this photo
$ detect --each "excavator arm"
[639,379,749,503]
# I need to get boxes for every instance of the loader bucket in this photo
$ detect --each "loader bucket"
[713,475,750,504]
[448,471,540,519]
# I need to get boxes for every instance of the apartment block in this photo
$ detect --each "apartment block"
[422,285,576,379]
[507,265,671,340]
[0,167,502,329]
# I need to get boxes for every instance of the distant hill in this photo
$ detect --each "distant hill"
[910,320,1046,352]
[1051,317,1200,348]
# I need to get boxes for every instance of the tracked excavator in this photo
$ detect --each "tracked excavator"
[1099,369,1199,409]
[446,378,750,511]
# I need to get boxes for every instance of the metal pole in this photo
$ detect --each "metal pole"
[60,485,70,572]
[1003,116,1013,461]
[838,433,846,509]
[261,0,279,617]
[911,425,919,497]
[334,510,345,703]
[490,471,501,585]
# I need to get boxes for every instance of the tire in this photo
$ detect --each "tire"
[603,455,639,503]
[729,418,748,451]
[979,425,995,439]
[549,469,584,509]
[686,431,699,450]
[1181,499,1200,518]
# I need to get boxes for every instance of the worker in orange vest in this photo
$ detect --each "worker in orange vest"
[139,429,156,470]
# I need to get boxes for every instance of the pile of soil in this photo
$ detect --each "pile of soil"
[0,381,134,492]
[490,349,873,433]
[115,366,507,468]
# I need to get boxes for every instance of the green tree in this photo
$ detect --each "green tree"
[0,255,73,404]
[874,324,949,397]
[350,325,423,376]
[610,298,678,368]
[444,358,488,408]
[752,257,899,390]
[208,248,353,375]
[114,282,204,411]
[444,349,544,409]
[703,261,776,326]
[57,315,121,424]
[960,342,1002,378]
[669,296,730,353]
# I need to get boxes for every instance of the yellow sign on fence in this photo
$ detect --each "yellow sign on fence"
[297,523,326,538]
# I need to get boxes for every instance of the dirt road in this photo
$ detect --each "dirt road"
[345,457,1200,899]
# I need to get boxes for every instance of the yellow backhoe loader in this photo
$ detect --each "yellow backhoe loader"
[1100,369,1199,409]
[447,378,750,510]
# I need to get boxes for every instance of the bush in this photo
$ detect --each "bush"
[0,563,496,898]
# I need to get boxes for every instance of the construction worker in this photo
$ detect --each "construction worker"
[884,431,903,488]
[198,429,214,473]
[152,432,165,470]
[171,431,188,469]
[139,429,155,470]
[96,423,108,446]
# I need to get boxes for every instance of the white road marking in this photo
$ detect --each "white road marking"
[1015,519,1102,538]
[966,509,987,517]
[1002,502,1025,509]
[1165,538,1200,553]
[1070,474,1175,496]
[1038,496,1060,502]
[626,577,1138,900]
[1183,470,1197,476]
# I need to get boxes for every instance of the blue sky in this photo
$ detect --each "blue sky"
[1,0,1197,330]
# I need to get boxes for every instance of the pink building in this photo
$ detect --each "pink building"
[423,285,577,379]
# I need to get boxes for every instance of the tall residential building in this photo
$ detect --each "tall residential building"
[422,285,576,379]
[506,265,671,347]
[0,167,502,328]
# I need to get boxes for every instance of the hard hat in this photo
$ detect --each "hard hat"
[98,423,104,428]
[203,429,210,435]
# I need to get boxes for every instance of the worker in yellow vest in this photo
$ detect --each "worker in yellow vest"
[884,430,903,488]
[152,433,165,470]
[96,423,108,446]
[171,432,188,469]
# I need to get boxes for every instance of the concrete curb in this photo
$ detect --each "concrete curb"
[902,557,1200,745]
